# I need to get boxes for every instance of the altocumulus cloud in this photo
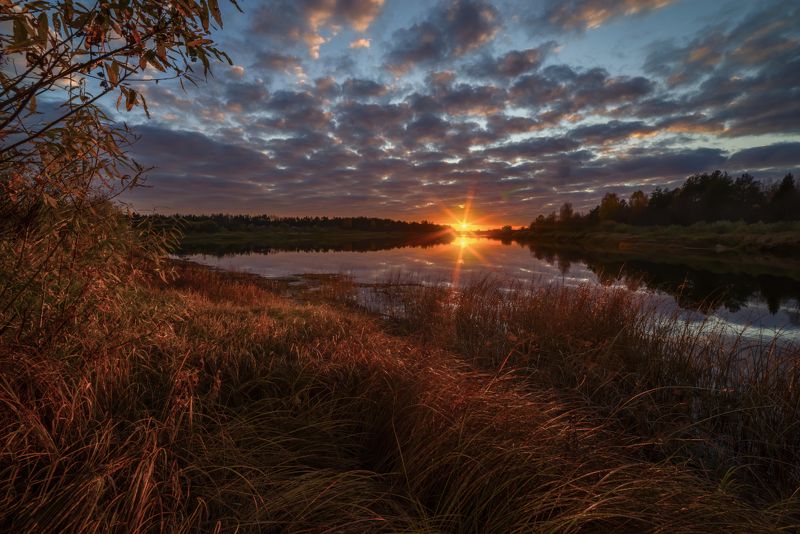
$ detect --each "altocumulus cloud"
[122,0,800,222]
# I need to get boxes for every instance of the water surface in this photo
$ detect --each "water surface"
[182,236,800,341]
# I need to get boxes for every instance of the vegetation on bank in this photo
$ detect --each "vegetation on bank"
[134,214,454,255]
[136,213,450,235]
[487,170,800,256]
[175,227,455,255]
[491,219,800,257]
[2,262,799,531]
[531,171,800,229]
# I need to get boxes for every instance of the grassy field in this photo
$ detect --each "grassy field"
[2,259,799,531]
[499,220,800,258]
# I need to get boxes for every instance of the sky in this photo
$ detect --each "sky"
[119,0,800,226]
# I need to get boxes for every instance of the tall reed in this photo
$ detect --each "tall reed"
[368,274,800,502]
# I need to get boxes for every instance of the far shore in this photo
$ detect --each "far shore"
[481,220,800,258]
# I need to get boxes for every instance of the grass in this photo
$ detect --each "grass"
[367,275,800,498]
[1,262,799,531]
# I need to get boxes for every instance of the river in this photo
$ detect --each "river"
[181,236,800,342]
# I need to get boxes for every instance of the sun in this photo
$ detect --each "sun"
[457,221,472,232]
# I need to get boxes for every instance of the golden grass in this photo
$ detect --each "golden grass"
[0,263,797,531]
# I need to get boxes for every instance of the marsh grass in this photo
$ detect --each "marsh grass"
[1,263,798,531]
[364,274,800,504]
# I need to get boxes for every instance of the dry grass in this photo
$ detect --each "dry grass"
[0,263,798,531]
[367,274,800,505]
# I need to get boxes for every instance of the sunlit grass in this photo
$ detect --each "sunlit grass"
[1,262,798,531]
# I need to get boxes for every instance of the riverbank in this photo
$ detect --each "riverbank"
[177,227,453,255]
[2,262,798,531]
[489,220,800,258]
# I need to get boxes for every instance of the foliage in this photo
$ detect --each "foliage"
[532,170,800,230]
[1,0,234,342]
[136,213,450,235]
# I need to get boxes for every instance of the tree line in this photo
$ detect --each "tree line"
[531,171,799,229]
[134,214,450,234]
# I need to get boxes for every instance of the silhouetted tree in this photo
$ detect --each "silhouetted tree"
[559,202,574,224]
[529,170,800,230]
[598,193,623,222]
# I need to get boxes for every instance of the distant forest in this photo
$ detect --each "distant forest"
[134,214,450,234]
[532,171,799,229]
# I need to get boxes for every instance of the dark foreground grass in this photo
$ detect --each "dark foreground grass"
[1,264,798,531]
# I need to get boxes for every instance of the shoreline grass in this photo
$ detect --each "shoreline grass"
[1,262,798,531]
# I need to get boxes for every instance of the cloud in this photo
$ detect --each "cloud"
[411,83,507,116]
[487,114,542,135]
[532,0,675,32]
[341,78,388,99]
[568,120,654,145]
[480,136,581,162]
[250,0,385,59]
[623,3,800,139]
[224,81,270,112]
[466,41,557,80]
[123,1,800,222]
[644,1,799,87]
[510,65,655,121]
[252,51,302,73]
[349,38,371,49]
[385,0,501,74]
[727,142,800,171]
[255,90,333,134]
[131,125,273,178]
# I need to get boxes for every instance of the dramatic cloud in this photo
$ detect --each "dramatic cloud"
[532,0,675,32]
[224,82,270,112]
[466,41,557,80]
[645,2,799,87]
[250,0,385,58]
[122,1,800,222]
[727,143,800,171]
[385,0,500,73]
[252,51,302,73]
[568,120,654,145]
[410,83,506,116]
[510,65,655,124]
[341,78,389,99]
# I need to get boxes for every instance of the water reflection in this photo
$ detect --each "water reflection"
[177,233,454,256]
[180,236,800,334]
[525,243,800,318]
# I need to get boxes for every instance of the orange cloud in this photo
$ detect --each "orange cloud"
[349,38,371,49]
